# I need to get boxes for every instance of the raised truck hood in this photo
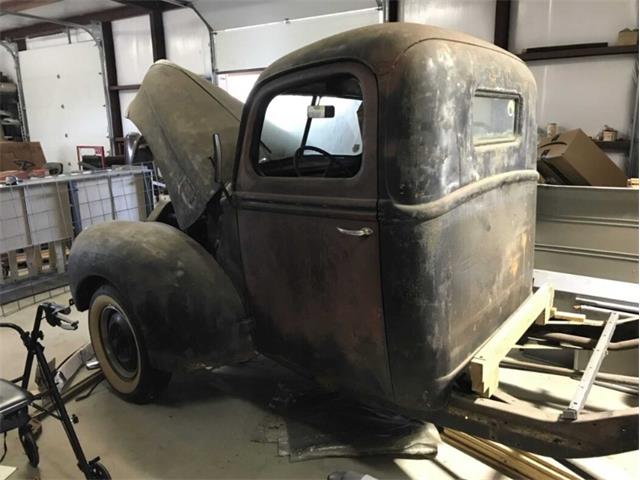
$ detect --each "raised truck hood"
[127,60,243,229]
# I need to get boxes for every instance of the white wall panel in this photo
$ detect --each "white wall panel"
[401,0,496,42]
[19,42,109,170]
[192,0,376,30]
[25,29,93,50]
[215,8,381,72]
[529,56,636,136]
[163,8,211,78]
[119,91,140,136]
[112,15,154,85]
[0,47,16,83]
[511,0,637,173]
[26,33,70,50]
[217,72,260,102]
[511,0,638,53]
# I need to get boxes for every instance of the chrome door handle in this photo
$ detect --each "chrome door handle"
[336,227,374,237]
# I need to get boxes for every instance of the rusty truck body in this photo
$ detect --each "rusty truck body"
[67,24,638,458]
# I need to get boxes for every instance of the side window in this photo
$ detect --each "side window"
[472,93,519,145]
[255,74,364,178]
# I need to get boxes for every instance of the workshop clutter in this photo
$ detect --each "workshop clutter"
[0,140,46,171]
[537,129,628,187]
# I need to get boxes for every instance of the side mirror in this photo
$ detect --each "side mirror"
[211,133,222,183]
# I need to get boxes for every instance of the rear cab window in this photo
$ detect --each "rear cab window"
[472,92,519,145]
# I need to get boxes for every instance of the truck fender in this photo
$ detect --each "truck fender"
[68,221,253,371]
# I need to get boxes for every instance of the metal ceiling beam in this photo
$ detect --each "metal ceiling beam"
[111,0,179,11]
[494,0,511,50]
[0,9,95,35]
[0,4,181,40]
[149,9,166,61]
[161,0,213,31]
[384,0,399,22]
[101,22,124,150]
[0,0,57,12]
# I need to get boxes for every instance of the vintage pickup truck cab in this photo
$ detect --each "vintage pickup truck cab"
[68,23,637,457]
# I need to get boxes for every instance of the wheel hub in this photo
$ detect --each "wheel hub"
[100,305,138,378]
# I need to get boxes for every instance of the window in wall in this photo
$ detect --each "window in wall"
[256,74,364,178]
[217,72,260,102]
[472,93,519,145]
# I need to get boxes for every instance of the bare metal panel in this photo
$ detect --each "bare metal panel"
[535,185,639,283]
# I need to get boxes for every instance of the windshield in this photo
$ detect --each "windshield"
[255,74,364,178]
[260,95,363,161]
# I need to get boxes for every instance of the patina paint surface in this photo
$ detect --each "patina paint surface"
[66,23,637,457]
[128,61,243,229]
[68,221,253,371]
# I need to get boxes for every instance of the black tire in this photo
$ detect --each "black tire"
[88,284,171,403]
[18,426,39,467]
[87,461,111,480]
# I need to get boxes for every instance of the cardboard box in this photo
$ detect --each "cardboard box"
[537,129,627,187]
[616,28,638,46]
[0,140,46,171]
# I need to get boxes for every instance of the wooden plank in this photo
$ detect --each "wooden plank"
[0,254,7,285]
[550,308,585,323]
[442,429,580,480]
[24,245,42,277]
[53,241,66,274]
[8,251,19,281]
[469,284,555,397]
[594,139,631,151]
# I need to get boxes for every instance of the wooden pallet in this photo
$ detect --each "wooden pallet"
[1,240,69,285]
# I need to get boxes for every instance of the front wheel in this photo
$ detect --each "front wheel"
[86,461,111,479]
[18,426,39,467]
[88,285,170,403]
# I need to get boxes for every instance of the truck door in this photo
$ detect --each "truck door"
[234,63,392,398]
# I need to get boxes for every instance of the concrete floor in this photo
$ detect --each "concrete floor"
[0,292,638,479]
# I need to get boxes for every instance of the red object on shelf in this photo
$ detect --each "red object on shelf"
[76,145,105,169]
[0,169,29,182]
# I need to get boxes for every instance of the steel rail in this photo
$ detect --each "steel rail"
[560,312,619,420]
[500,357,639,386]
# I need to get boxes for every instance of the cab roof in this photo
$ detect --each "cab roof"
[258,23,521,84]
